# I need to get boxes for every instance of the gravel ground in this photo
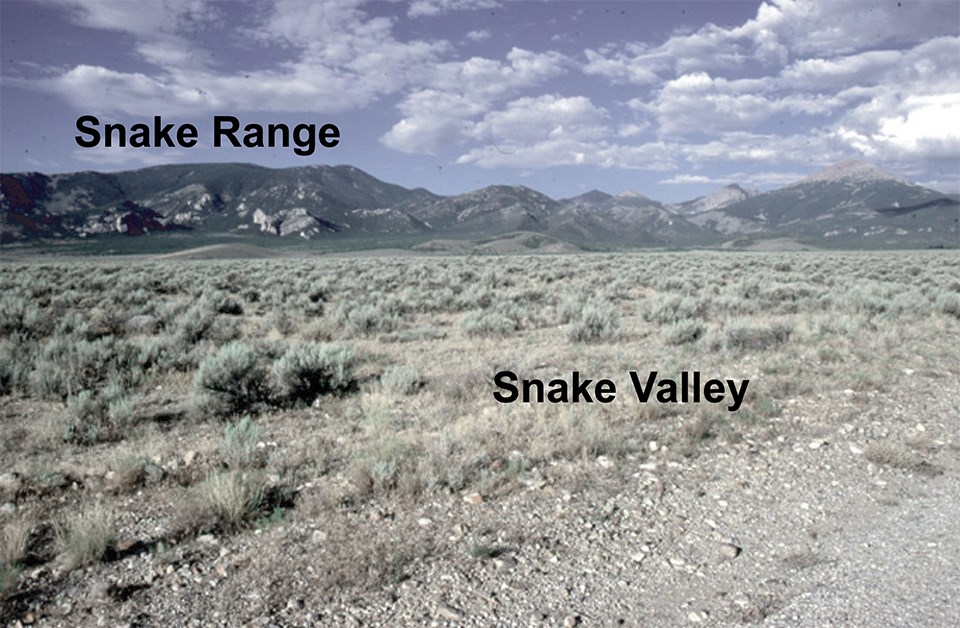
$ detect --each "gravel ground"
[4,367,956,627]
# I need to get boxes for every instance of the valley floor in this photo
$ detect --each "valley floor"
[1,250,958,626]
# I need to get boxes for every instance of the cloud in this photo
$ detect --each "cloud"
[408,0,500,18]
[381,49,570,153]
[72,145,187,168]
[465,30,490,43]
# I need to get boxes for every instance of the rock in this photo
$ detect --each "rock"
[648,441,660,452]
[183,451,198,467]
[310,530,328,544]
[596,456,614,469]
[417,517,433,527]
[436,603,464,620]
[688,611,705,622]
[197,534,218,545]
[0,472,21,500]
[463,492,483,505]
[0,502,16,515]
[718,543,742,560]
[143,463,165,486]
[492,555,517,570]
[563,615,580,627]
[116,538,138,553]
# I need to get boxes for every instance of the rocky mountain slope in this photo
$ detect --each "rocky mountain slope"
[1,160,956,248]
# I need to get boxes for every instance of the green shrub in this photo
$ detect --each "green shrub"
[707,319,793,352]
[193,342,269,417]
[663,320,706,345]
[935,292,960,319]
[462,310,519,337]
[221,416,263,469]
[61,383,134,445]
[567,302,619,343]
[642,294,706,325]
[380,364,424,395]
[273,343,356,404]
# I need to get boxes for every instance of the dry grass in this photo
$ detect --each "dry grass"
[55,506,115,570]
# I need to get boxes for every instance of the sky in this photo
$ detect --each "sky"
[1,0,958,202]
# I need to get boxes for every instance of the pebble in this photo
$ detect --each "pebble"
[463,492,483,505]
[0,502,16,515]
[418,517,433,527]
[718,543,742,560]
[436,604,464,620]
[597,456,614,469]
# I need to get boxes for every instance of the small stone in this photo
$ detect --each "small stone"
[563,615,579,628]
[688,611,704,623]
[463,492,483,505]
[183,451,198,467]
[630,552,646,563]
[808,439,826,449]
[648,441,660,452]
[143,463,165,486]
[197,534,218,545]
[215,563,228,578]
[417,517,433,527]
[718,543,741,560]
[492,555,517,570]
[849,444,864,455]
[669,557,686,568]
[437,604,464,620]
[0,472,21,500]
[310,530,328,544]
[116,538,138,553]
[596,456,614,469]
[0,502,16,515]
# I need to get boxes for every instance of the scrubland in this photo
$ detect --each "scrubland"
[1,250,958,626]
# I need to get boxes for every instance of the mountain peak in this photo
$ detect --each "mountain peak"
[794,160,907,186]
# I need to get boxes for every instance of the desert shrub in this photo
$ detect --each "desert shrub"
[202,290,243,315]
[0,337,32,396]
[663,320,706,345]
[567,302,619,343]
[350,437,421,495]
[706,319,793,352]
[221,416,263,469]
[642,294,706,324]
[185,472,265,533]
[1,518,31,568]
[31,335,142,401]
[462,310,520,337]
[272,342,356,404]
[56,506,115,570]
[863,442,938,475]
[934,292,960,319]
[334,300,401,336]
[61,382,135,445]
[134,333,190,374]
[193,342,269,417]
[380,364,424,396]
[175,303,217,344]
[556,293,583,324]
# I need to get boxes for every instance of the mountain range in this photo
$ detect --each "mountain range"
[1,160,957,249]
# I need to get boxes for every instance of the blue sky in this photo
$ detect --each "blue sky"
[1,0,958,202]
